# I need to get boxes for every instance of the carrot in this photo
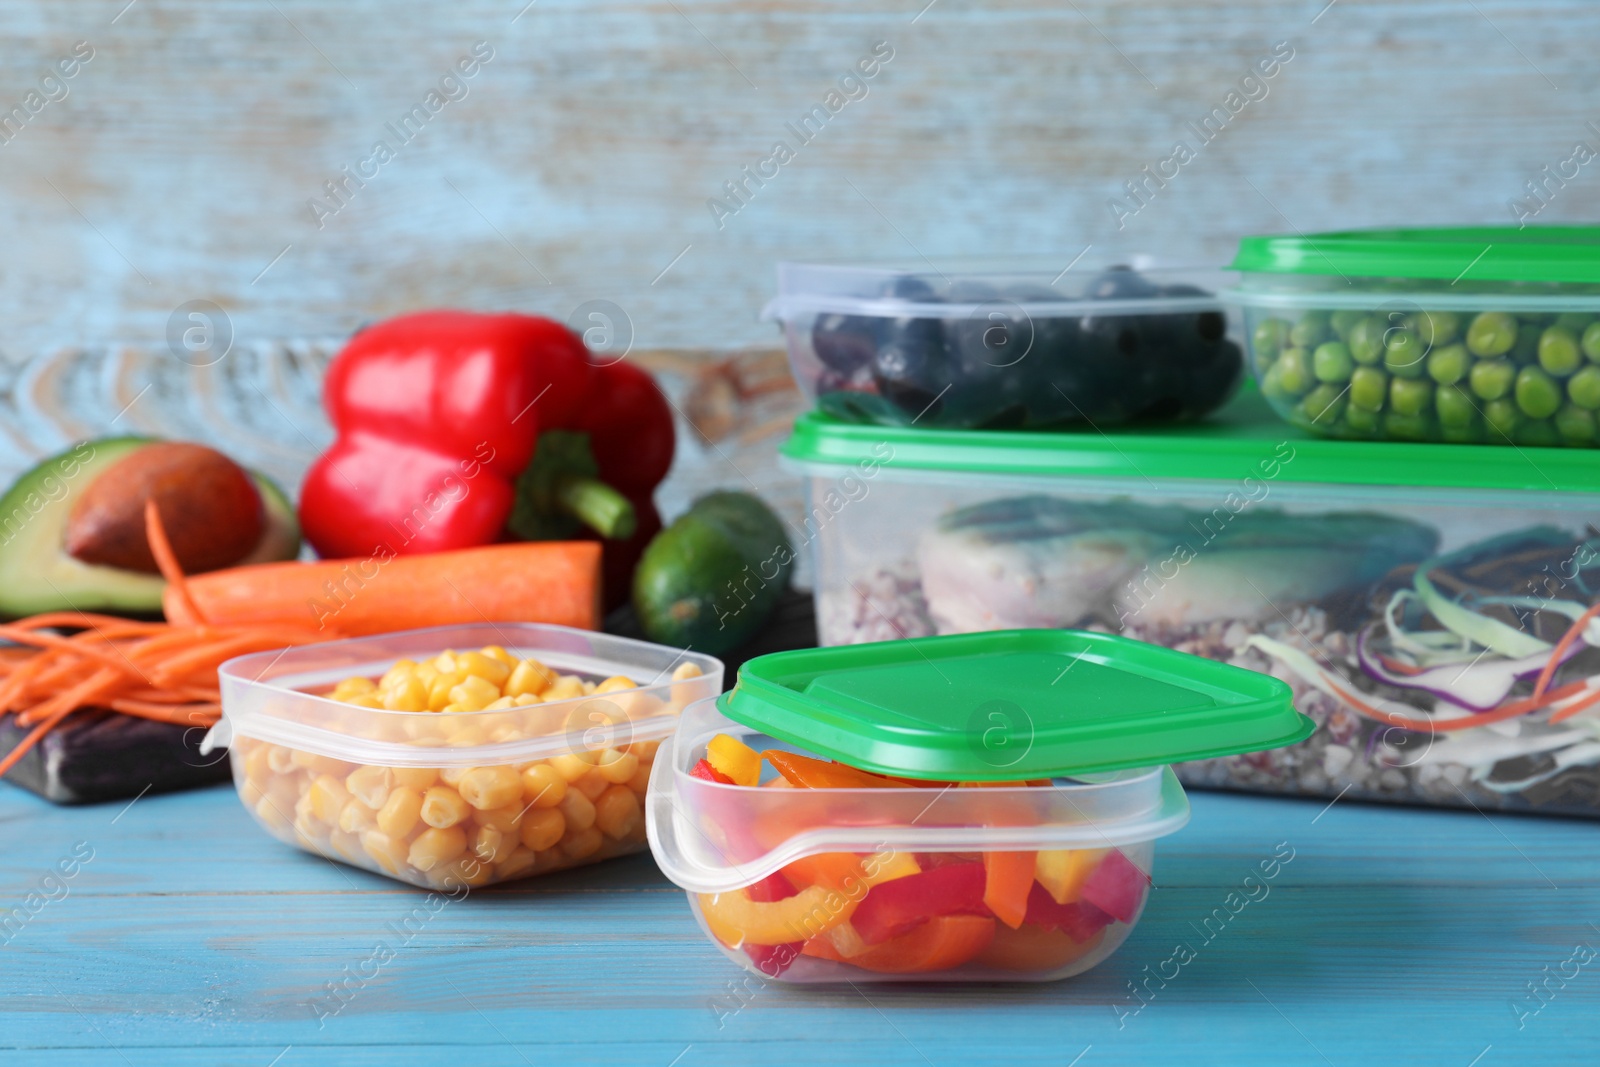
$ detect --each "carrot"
[172,541,604,636]
[1533,601,1600,700]
[147,500,206,625]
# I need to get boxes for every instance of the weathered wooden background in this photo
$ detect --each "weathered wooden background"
[1,0,1596,357]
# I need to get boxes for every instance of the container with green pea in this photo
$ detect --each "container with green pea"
[1232,227,1600,447]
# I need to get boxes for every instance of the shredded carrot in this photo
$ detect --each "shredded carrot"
[1532,601,1600,700]
[1548,687,1600,724]
[0,506,338,780]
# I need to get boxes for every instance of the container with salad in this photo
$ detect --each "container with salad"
[646,630,1309,982]
[784,388,1600,817]
[207,623,722,889]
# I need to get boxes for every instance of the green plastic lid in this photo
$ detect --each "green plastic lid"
[782,385,1600,494]
[718,629,1310,781]
[1231,226,1600,284]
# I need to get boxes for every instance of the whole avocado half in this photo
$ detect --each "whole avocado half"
[0,436,301,618]
[632,491,793,655]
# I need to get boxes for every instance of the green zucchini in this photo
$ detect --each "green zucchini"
[632,491,793,654]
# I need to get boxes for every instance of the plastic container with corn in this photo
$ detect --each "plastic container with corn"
[207,624,722,890]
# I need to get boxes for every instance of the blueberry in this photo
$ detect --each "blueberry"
[810,313,879,374]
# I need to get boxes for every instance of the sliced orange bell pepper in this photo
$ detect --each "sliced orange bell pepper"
[981,850,1036,930]
[783,849,921,893]
[1034,848,1109,905]
[762,750,915,789]
[698,884,857,948]
[976,920,1106,973]
[706,733,762,787]
[809,914,997,974]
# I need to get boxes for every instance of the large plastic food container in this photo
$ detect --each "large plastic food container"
[783,388,1600,818]
[207,624,722,890]
[1233,227,1600,446]
[647,630,1307,983]
[764,259,1244,430]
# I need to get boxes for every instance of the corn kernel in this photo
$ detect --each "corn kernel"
[428,670,468,711]
[379,659,418,690]
[331,676,378,701]
[593,675,637,695]
[449,674,502,712]
[420,785,470,828]
[328,829,364,864]
[550,752,596,782]
[627,761,653,794]
[672,662,703,682]
[383,677,428,712]
[457,765,523,810]
[596,749,639,784]
[559,788,596,832]
[254,793,293,832]
[457,651,511,687]
[497,848,537,880]
[521,764,567,808]
[267,745,296,774]
[544,675,586,702]
[408,826,467,871]
[377,786,424,837]
[345,765,393,809]
[434,650,459,673]
[629,740,661,762]
[594,784,641,840]
[485,695,516,710]
[562,826,604,860]
[393,766,439,790]
[362,829,408,874]
[474,804,523,833]
[520,807,565,851]
[414,661,440,686]
[574,772,609,801]
[243,742,272,782]
[582,680,597,695]
[472,825,516,865]
[506,658,557,697]
[481,645,516,667]
[439,766,468,786]
[439,703,465,715]
[512,692,542,706]
[291,749,350,776]
[308,774,352,824]
[338,798,377,834]
[348,693,385,708]
[437,855,494,889]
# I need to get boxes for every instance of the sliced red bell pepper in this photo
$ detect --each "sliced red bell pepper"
[1023,881,1114,943]
[850,861,990,945]
[742,871,804,976]
[1078,848,1151,924]
[689,758,734,785]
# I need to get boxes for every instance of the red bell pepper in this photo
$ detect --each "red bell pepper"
[850,861,990,945]
[1023,881,1115,943]
[299,311,674,607]
[743,871,804,977]
[689,758,734,785]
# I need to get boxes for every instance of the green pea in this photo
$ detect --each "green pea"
[1275,347,1313,397]
[1555,312,1594,336]
[1289,310,1332,349]
[1483,398,1521,439]
[1312,341,1354,383]
[1349,365,1389,411]
[1389,376,1434,416]
[1583,321,1600,362]
[1555,403,1596,445]
[1347,316,1386,365]
[1537,325,1583,377]
[1330,309,1366,341]
[1467,311,1518,357]
[1435,383,1477,429]
[1301,382,1349,425]
[1410,310,1460,347]
[1384,411,1433,440]
[1515,419,1560,448]
[1567,365,1600,410]
[1344,404,1380,434]
[1252,317,1291,355]
[1469,358,1515,400]
[1516,365,1563,419]
[1384,328,1426,378]
[1426,342,1469,385]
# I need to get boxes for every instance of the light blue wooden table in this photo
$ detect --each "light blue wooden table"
[2,780,1595,1066]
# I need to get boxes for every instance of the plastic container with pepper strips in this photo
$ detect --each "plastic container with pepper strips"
[646,630,1310,982]
[297,311,676,609]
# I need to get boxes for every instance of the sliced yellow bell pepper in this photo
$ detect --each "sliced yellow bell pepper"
[698,883,858,948]
[706,733,763,787]
[1035,848,1109,905]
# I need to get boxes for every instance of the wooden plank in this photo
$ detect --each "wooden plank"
[2,781,1597,1063]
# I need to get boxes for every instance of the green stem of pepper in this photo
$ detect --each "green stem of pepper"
[553,473,637,540]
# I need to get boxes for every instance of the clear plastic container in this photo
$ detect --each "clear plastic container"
[208,624,722,890]
[765,259,1244,430]
[646,697,1190,983]
[1232,227,1600,446]
[783,393,1600,818]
